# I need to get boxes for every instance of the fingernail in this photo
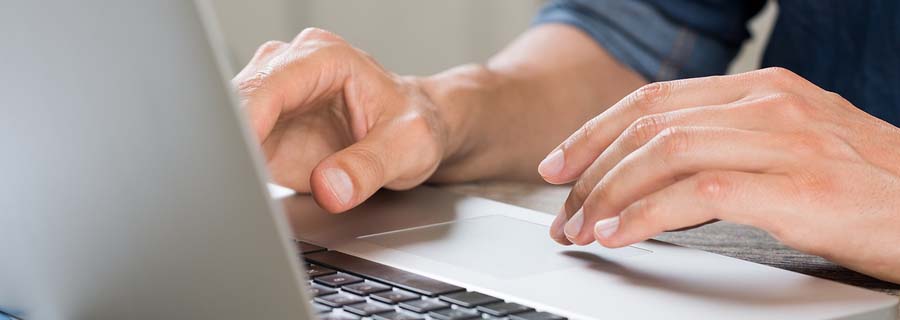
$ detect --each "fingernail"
[564,209,584,240]
[323,167,353,206]
[538,149,565,177]
[550,209,569,242]
[594,216,620,239]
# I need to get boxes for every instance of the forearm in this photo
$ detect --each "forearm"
[422,24,647,182]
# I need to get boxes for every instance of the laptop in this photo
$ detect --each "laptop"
[0,1,896,319]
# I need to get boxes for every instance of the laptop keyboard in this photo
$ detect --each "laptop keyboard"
[296,240,567,320]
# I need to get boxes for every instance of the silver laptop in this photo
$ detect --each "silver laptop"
[0,1,896,319]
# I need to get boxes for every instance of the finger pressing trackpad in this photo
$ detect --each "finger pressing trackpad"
[360,215,651,278]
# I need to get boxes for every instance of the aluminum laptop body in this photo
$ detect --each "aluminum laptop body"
[0,1,896,319]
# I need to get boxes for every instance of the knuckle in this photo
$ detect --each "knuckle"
[824,90,843,101]
[580,116,603,139]
[256,40,287,56]
[300,39,347,57]
[771,92,803,105]
[653,127,693,159]
[819,133,860,160]
[788,133,828,158]
[693,171,732,202]
[768,93,812,119]
[236,71,272,96]
[296,27,341,42]
[824,90,852,106]
[565,115,602,149]
[625,114,671,148]
[628,82,671,113]
[630,198,663,229]
[289,29,350,56]
[761,67,801,84]
[758,67,818,92]
[406,113,436,134]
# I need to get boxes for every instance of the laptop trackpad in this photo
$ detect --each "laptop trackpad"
[360,215,651,278]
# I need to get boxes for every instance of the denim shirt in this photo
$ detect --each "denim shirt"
[534,0,900,126]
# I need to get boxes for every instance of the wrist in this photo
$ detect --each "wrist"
[416,63,503,182]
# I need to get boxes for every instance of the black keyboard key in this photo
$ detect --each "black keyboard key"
[310,284,338,297]
[314,292,366,308]
[315,273,363,287]
[343,302,395,316]
[510,311,567,320]
[398,299,449,313]
[296,240,327,254]
[313,303,333,314]
[439,291,501,308]
[477,302,534,316]
[306,265,337,278]
[372,311,424,320]
[342,281,391,296]
[306,251,465,296]
[428,308,480,320]
[371,290,421,304]
[319,313,360,320]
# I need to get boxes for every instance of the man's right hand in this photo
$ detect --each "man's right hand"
[233,28,456,213]
[233,25,646,213]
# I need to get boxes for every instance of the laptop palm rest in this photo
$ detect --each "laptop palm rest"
[284,187,899,319]
[359,215,651,279]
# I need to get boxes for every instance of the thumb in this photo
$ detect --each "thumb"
[309,122,437,213]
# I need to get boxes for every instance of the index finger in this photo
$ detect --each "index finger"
[231,41,289,143]
[597,171,792,248]
[538,75,752,184]
[235,28,353,143]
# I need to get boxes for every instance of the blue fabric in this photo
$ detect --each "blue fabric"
[534,0,900,126]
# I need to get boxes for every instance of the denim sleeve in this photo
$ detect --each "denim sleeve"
[533,0,766,81]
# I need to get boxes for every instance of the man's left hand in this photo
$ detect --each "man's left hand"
[538,67,900,284]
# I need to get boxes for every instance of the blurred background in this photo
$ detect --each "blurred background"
[212,0,777,78]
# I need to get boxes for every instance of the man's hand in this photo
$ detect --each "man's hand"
[233,28,456,213]
[234,25,646,214]
[540,67,900,283]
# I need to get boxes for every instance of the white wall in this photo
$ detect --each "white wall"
[212,0,776,77]
[729,0,777,74]
[289,0,544,76]
[212,0,543,76]
[211,0,294,71]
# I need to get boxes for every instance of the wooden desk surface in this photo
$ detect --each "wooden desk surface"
[444,182,900,301]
